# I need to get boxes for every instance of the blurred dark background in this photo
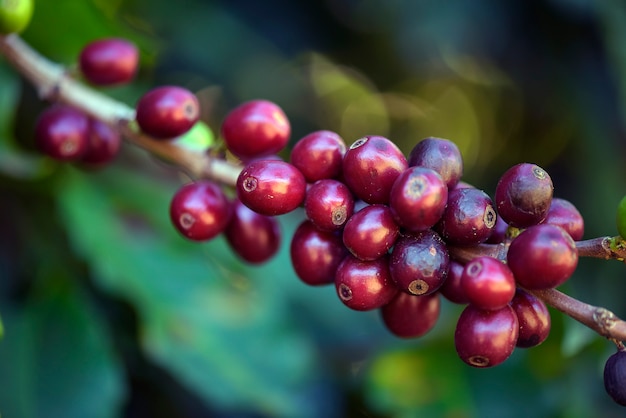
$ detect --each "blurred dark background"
[1,0,626,417]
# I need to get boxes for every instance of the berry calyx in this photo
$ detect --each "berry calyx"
[169,181,231,241]
[135,86,200,139]
[335,255,398,311]
[221,99,290,161]
[79,38,139,86]
[304,179,354,231]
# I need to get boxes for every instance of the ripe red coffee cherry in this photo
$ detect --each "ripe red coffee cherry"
[221,99,290,161]
[342,135,408,204]
[541,197,584,241]
[389,166,448,232]
[510,289,551,348]
[225,198,280,264]
[291,220,348,286]
[169,181,231,241]
[454,304,519,368]
[407,137,463,188]
[136,86,200,139]
[380,292,440,338]
[237,159,306,216]
[461,256,515,310]
[79,38,139,86]
[439,260,469,304]
[389,230,449,296]
[35,104,89,161]
[507,224,578,289]
[495,163,553,228]
[335,255,398,311]
[342,204,399,261]
[290,130,346,182]
[436,188,496,245]
[80,119,121,166]
[304,179,354,231]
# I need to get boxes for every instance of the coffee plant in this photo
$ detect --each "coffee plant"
[1,1,626,417]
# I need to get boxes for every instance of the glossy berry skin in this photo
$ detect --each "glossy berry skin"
[79,38,139,86]
[604,350,626,406]
[342,204,399,261]
[454,304,519,368]
[237,159,306,216]
[461,256,515,310]
[542,197,584,241]
[507,224,578,289]
[495,163,553,228]
[290,130,346,181]
[290,220,348,286]
[511,289,551,348]
[221,100,290,161]
[35,105,89,161]
[389,230,449,296]
[80,119,121,166]
[436,188,496,245]
[342,136,408,204]
[380,292,440,338]
[389,166,448,232]
[439,261,469,304]
[136,86,200,139]
[0,0,33,34]
[407,137,463,188]
[304,179,354,231]
[225,198,280,264]
[169,181,231,241]
[335,255,398,311]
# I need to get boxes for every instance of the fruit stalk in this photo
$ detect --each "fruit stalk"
[0,33,241,184]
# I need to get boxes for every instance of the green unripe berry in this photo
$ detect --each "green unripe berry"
[0,0,34,34]
[173,121,215,152]
[616,195,626,239]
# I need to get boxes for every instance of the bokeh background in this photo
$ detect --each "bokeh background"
[1,0,626,417]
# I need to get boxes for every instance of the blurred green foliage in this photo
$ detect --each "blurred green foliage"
[1,0,626,417]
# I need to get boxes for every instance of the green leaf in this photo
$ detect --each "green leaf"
[57,167,327,417]
[0,280,125,418]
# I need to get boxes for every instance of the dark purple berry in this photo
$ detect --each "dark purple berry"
[380,292,440,338]
[436,188,496,245]
[389,166,448,232]
[136,86,200,139]
[335,255,398,311]
[291,220,348,286]
[461,256,515,310]
[454,304,519,368]
[225,198,280,264]
[290,130,346,181]
[170,181,231,241]
[342,204,399,261]
[342,135,408,204]
[511,289,551,348]
[389,230,449,296]
[304,179,354,231]
[79,38,138,86]
[35,104,89,160]
[407,137,463,188]
[604,350,626,406]
[495,163,553,228]
[237,159,306,216]
[439,260,469,304]
[507,224,578,289]
[541,197,584,241]
[80,119,121,166]
[221,99,290,161]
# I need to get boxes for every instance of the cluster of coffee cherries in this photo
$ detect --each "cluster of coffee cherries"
[27,34,626,406]
[33,37,201,167]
